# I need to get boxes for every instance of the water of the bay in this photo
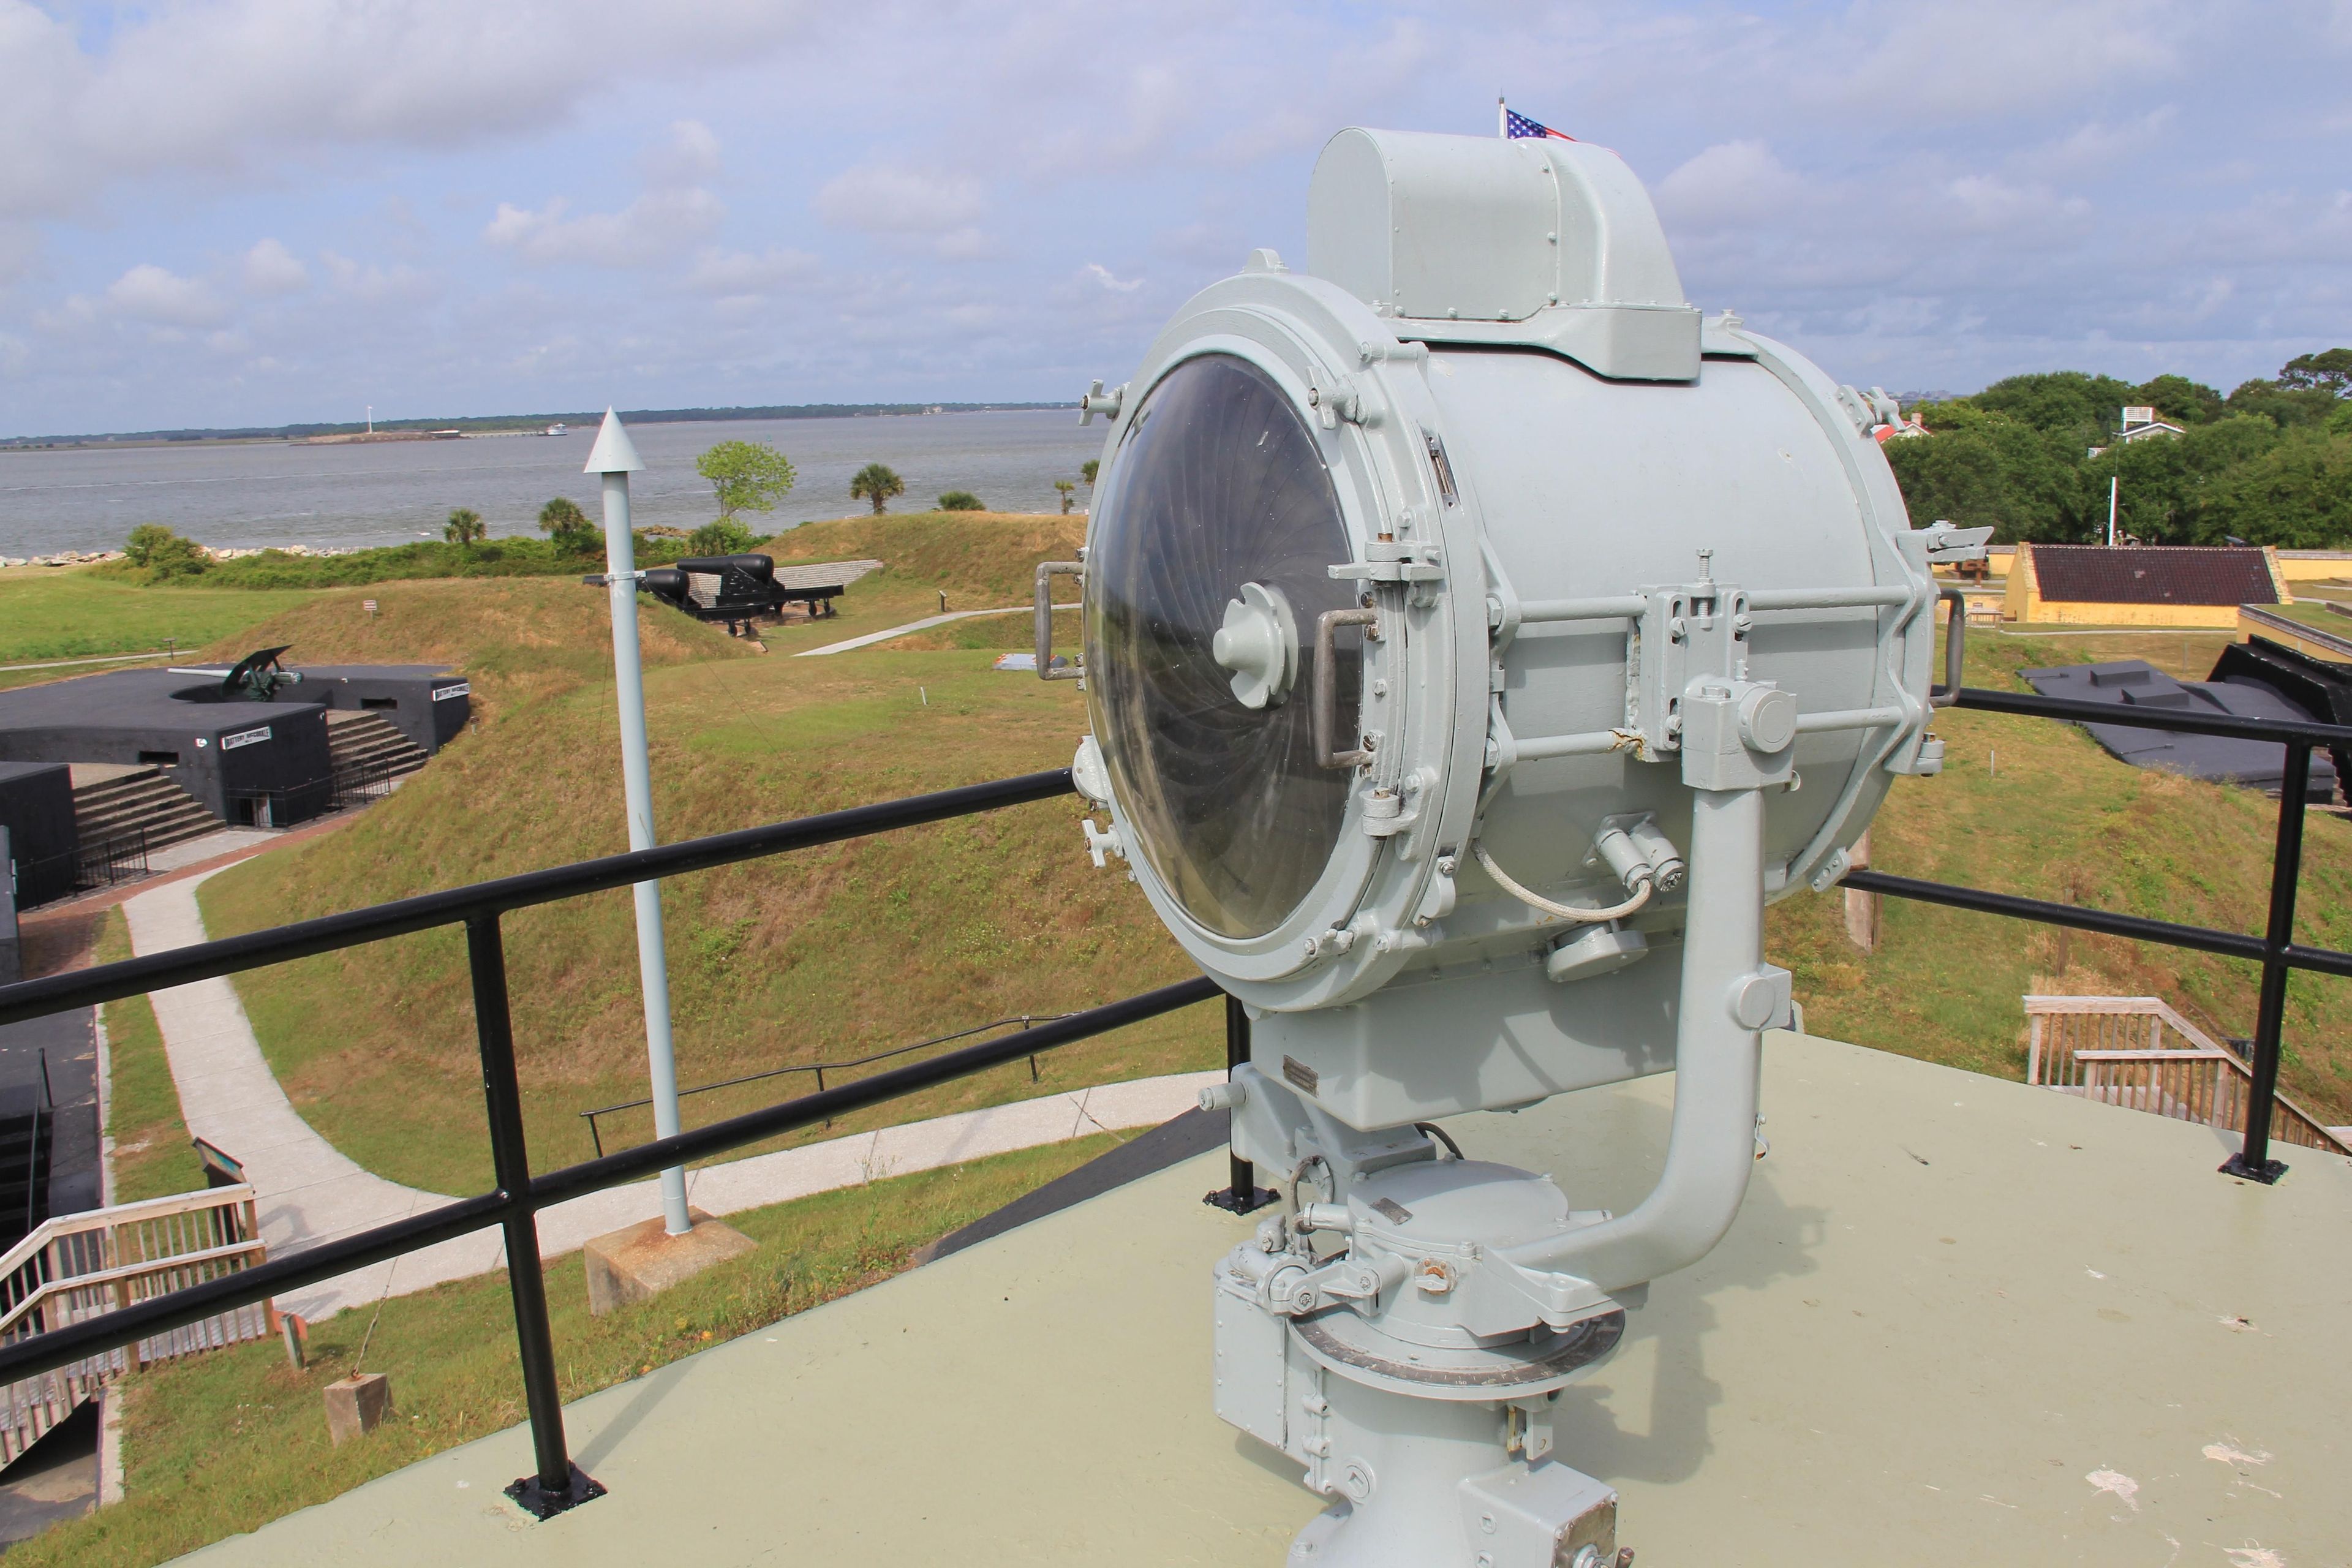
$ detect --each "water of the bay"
[0,410,1106,558]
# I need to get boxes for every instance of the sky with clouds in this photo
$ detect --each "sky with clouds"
[0,0,2345,437]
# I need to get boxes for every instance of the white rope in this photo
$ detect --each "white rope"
[1473,843,1653,924]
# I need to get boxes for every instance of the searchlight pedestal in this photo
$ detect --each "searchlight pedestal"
[1047,128,1987,1566]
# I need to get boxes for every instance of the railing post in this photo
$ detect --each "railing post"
[1204,993,1274,1214]
[2223,741,2308,1185]
[466,916,605,1518]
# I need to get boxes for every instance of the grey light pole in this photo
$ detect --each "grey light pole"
[584,409,692,1237]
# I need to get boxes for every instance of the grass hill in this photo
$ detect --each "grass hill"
[768,510,1084,603]
[1773,631,2352,1123]
[163,510,2352,1202]
[194,514,1191,1193]
[0,570,316,690]
[189,572,757,717]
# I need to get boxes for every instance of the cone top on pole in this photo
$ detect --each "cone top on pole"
[584,407,645,475]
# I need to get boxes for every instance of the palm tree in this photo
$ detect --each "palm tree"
[1054,479,1077,514]
[849,462,905,515]
[1082,459,1098,486]
[538,497,596,554]
[443,508,487,551]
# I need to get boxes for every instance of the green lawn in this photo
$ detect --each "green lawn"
[94,910,205,1202]
[19,1133,1121,1568]
[0,570,315,666]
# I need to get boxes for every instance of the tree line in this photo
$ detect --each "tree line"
[115,435,1104,586]
[1887,349,2352,547]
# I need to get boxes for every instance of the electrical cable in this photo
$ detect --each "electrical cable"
[1472,842,1653,924]
[1414,1121,1464,1161]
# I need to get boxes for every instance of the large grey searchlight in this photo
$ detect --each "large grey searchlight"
[1042,126,1986,1567]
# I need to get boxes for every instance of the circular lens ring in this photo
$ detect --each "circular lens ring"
[1085,353,1364,940]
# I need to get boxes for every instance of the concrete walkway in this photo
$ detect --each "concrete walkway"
[794,601,1076,657]
[122,867,1216,1321]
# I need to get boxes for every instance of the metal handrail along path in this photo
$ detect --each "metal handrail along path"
[577,1013,1079,1158]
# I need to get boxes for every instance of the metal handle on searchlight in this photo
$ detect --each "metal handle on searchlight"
[1314,608,1382,768]
[1035,562,1084,682]
[1930,587,1966,709]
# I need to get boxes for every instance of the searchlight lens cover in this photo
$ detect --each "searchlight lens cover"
[1084,353,1363,939]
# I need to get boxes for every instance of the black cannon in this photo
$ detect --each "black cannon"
[609,554,882,636]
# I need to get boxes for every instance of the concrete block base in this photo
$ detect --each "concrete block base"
[324,1372,393,1446]
[584,1208,758,1317]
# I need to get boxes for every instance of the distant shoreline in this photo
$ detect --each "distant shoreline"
[0,401,1069,453]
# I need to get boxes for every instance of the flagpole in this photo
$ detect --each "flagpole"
[1498,96,1507,138]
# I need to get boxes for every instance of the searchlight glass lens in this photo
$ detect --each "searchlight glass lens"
[1085,353,1363,939]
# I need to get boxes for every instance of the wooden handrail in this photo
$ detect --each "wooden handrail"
[0,1185,257,1286]
[2024,996,2351,1158]
[2072,1048,2231,1060]
[0,1240,268,1342]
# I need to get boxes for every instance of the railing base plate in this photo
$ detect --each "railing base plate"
[505,1463,606,1520]
[1203,1185,1279,1215]
[2219,1153,2289,1185]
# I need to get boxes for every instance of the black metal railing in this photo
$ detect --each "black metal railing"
[0,680,2340,1517]
[1850,681,2352,1186]
[0,765,1228,1517]
[68,829,148,893]
[578,1013,1076,1157]
[328,758,401,810]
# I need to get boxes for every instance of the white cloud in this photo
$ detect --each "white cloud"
[241,238,309,295]
[1655,140,1806,228]
[641,119,721,187]
[486,120,725,268]
[485,187,725,266]
[815,164,987,248]
[1937,174,2091,239]
[1822,0,2192,122]
[0,1,823,222]
[1082,263,1142,293]
[104,263,227,327]
[2017,110,2179,178]
[685,246,820,295]
[321,252,431,303]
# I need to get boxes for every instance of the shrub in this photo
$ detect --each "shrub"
[937,491,984,511]
[686,519,758,556]
[123,524,211,579]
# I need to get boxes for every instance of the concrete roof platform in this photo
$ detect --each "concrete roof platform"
[180,1035,2351,1566]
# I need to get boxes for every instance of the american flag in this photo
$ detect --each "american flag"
[1502,106,1575,141]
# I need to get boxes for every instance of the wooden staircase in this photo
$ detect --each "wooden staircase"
[68,763,217,858]
[2024,996,2352,1156]
[326,710,429,802]
[0,1186,274,1468]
